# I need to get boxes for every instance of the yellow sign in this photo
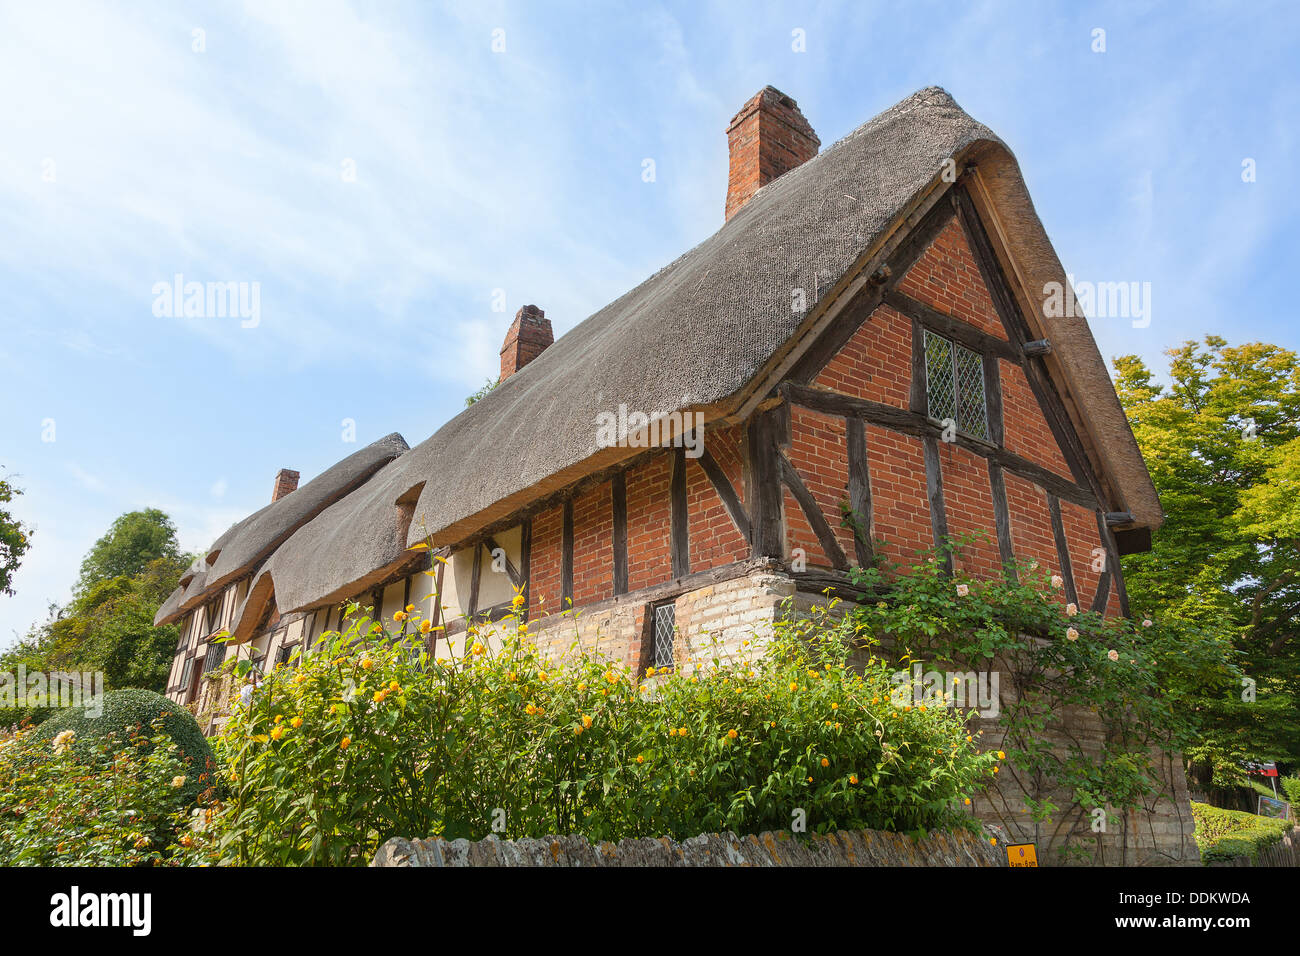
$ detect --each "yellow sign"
[1006,842,1038,867]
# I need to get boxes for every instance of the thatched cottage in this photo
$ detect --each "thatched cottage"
[155,86,1191,861]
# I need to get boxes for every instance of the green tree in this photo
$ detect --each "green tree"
[1113,336,1300,785]
[1,511,190,706]
[0,471,33,597]
[76,508,181,594]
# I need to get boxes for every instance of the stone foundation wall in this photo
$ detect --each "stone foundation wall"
[373,825,1006,868]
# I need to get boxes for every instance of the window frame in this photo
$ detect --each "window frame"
[922,327,991,443]
[649,600,677,672]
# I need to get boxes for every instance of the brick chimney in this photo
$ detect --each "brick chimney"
[499,304,553,381]
[725,86,820,222]
[271,468,299,502]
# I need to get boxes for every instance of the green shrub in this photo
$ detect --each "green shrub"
[1281,776,1300,807]
[36,688,217,803]
[1191,801,1293,863]
[845,541,1239,860]
[0,719,219,865]
[211,594,997,865]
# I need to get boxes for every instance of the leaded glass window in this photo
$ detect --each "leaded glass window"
[923,329,989,441]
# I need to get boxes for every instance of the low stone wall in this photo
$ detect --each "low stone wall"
[372,826,1006,867]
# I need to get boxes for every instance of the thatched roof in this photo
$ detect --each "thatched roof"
[154,432,408,626]
[160,87,1162,632]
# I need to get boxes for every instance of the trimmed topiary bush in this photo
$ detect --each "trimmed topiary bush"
[36,688,216,803]
[1191,801,1293,863]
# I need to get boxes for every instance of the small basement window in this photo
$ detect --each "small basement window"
[651,601,676,671]
[923,328,990,442]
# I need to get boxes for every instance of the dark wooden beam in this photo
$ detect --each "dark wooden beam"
[482,535,521,588]
[747,408,784,559]
[670,446,690,578]
[909,314,926,415]
[518,517,531,620]
[846,416,874,568]
[561,500,574,609]
[778,451,849,571]
[987,461,1016,581]
[781,382,1098,512]
[1095,510,1130,617]
[1114,525,1151,556]
[467,544,481,618]
[1048,494,1079,606]
[612,470,629,596]
[429,557,444,655]
[922,437,953,574]
[698,449,750,542]
[1090,556,1112,614]
[983,351,1004,447]
[885,289,1020,362]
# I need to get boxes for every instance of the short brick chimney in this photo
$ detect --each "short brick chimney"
[725,86,820,222]
[499,304,553,381]
[271,468,299,502]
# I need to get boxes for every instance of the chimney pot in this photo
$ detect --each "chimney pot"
[499,304,554,381]
[725,86,819,222]
[272,468,300,502]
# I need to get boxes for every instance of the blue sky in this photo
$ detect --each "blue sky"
[1,0,1296,642]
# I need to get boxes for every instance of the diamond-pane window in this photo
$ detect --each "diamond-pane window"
[202,640,226,674]
[923,329,989,441]
[652,602,676,670]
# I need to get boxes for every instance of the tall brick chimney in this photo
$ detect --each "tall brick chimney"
[499,304,553,381]
[725,86,820,222]
[272,468,299,502]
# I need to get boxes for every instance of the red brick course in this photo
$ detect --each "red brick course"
[625,453,673,591]
[571,482,614,607]
[1000,359,1072,480]
[813,303,912,408]
[785,406,855,566]
[936,442,1002,580]
[528,505,564,614]
[898,218,1006,341]
[687,424,749,571]
[865,424,933,567]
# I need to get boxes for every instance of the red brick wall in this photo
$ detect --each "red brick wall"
[785,406,854,566]
[688,425,749,571]
[935,442,1001,580]
[813,303,912,407]
[1002,471,1061,590]
[1000,359,1072,480]
[865,425,933,568]
[528,505,563,614]
[898,217,1006,341]
[625,453,673,591]
[1059,498,1104,610]
[571,481,614,607]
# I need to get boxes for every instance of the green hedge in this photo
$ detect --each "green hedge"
[35,688,217,802]
[1191,801,1293,864]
